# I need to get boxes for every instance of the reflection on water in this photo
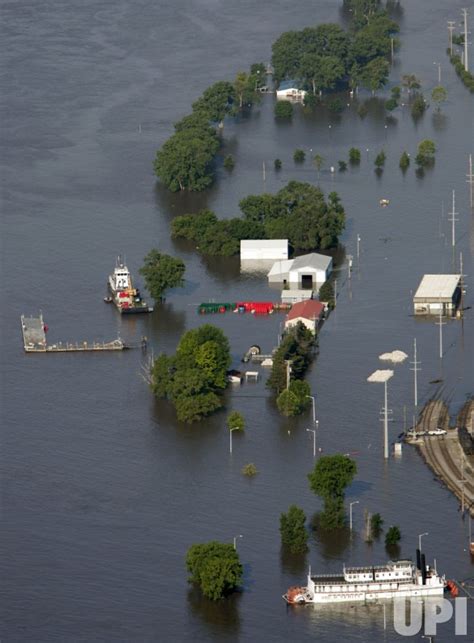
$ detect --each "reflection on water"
[187,587,241,639]
[310,514,352,560]
[432,112,448,132]
[280,547,308,577]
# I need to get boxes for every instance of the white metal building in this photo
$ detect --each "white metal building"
[268,252,332,289]
[413,274,461,315]
[281,289,314,304]
[240,239,288,261]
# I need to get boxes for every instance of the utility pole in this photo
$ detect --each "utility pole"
[285,359,292,389]
[462,8,469,72]
[436,307,445,359]
[448,21,456,55]
[334,279,337,307]
[357,234,361,260]
[410,338,421,408]
[467,153,474,209]
[448,189,458,248]
[390,37,394,63]
[460,252,466,316]
[262,160,266,184]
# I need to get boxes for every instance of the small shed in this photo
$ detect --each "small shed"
[285,300,325,334]
[413,274,461,315]
[268,253,332,289]
[276,80,307,101]
[240,239,288,260]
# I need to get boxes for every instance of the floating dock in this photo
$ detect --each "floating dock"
[21,314,127,353]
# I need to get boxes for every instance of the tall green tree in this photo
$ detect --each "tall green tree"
[151,325,231,423]
[359,57,390,93]
[415,139,436,167]
[186,542,243,600]
[280,505,309,553]
[192,81,236,126]
[139,250,185,301]
[154,128,220,192]
[308,455,357,529]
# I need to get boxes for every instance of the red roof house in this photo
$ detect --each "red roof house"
[285,300,325,334]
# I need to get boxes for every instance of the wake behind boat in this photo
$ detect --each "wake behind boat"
[283,551,446,605]
[107,257,153,314]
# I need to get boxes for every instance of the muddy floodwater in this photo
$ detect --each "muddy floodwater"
[1,1,473,641]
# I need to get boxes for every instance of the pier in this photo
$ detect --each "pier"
[406,399,474,516]
[21,314,127,353]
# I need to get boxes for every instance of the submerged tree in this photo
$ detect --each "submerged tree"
[399,151,410,171]
[431,85,447,111]
[139,250,185,301]
[349,147,361,163]
[275,101,294,119]
[415,139,436,167]
[385,525,401,546]
[280,505,309,553]
[307,455,357,529]
[186,541,243,600]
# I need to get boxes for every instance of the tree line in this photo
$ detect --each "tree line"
[271,1,400,97]
[171,181,346,256]
[154,64,266,192]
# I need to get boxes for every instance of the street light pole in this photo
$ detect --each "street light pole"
[349,500,359,531]
[233,534,243,550]
[418,531,429,553]
[306,395,316,423]
[229,427,240,454]
[433,61,441,84]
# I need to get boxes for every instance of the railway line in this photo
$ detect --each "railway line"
[406,399,474,516]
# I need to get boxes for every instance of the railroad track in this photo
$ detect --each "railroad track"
[413,398,474,514]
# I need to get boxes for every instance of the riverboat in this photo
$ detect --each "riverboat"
[107,258,153,314]
[283,554,445,605]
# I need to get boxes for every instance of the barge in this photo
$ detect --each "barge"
[108,258,153,314]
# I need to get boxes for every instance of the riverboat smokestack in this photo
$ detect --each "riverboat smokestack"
[420,554,427,585]
[416,548,421,570]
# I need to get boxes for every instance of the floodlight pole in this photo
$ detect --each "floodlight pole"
[410,338,421,409]
[383,379,389,459]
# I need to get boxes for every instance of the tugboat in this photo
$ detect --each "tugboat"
[107,257,153,314]
[283,551,446,604]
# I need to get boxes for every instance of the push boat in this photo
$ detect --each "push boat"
[283,552,447,605]
[107,258,153,314]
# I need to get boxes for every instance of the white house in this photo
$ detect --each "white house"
[413,274,461,315]
[276,80,307,101]
[240,239,288,261]
[268,252,332,289]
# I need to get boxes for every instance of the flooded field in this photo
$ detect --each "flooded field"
[1,0,473,640]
